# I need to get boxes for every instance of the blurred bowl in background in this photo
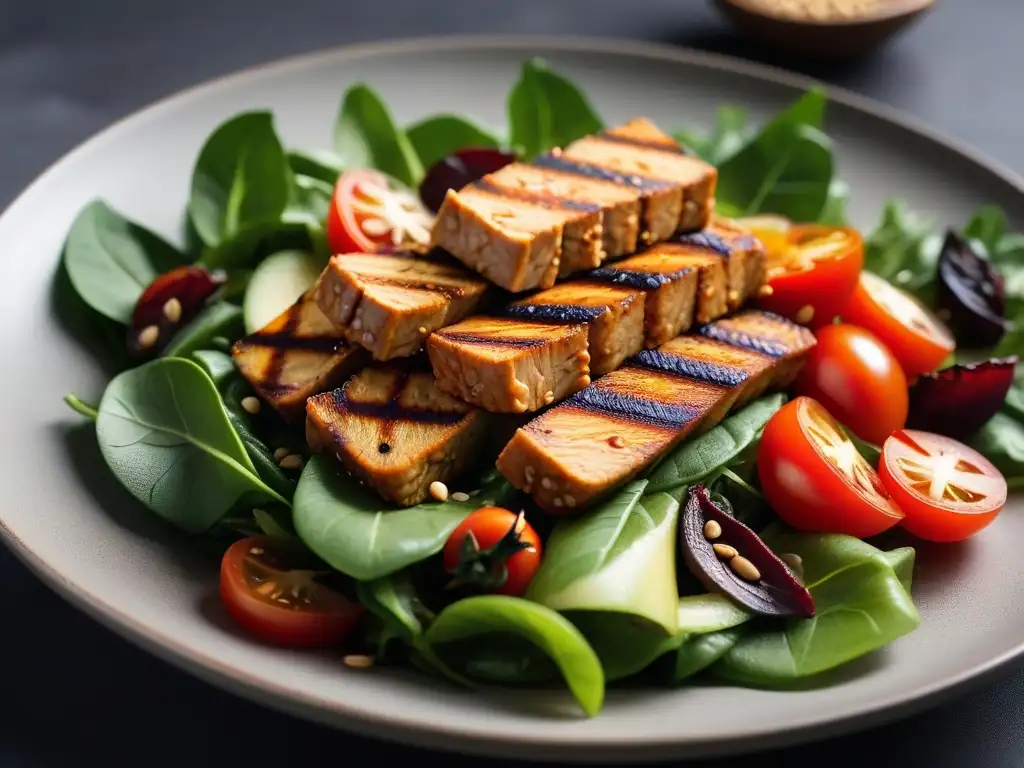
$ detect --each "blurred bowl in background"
[713,0,937,60]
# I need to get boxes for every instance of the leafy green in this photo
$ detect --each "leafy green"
[189,112,291,248]
[293,456,514,580]
[287,149,345,186]
[862,200,941,302]
[646,394,785,492]
[95,357,288,534]
[162,302,244,359]
[63,200,186,325]
[507,58,603,160]
[357,569,431,646]
[406,115,501,170]
[252,507,295,539]
[676,593,751,634]
[64,393,99,420]
[883,547,916,595]
[283,174,334,231]
[674,105,750,166]
[971,413,1024,487]
[713,530,919,686]
[562,612,677,681]
[818,179,851,226]
[333,85,423,187]
[422,595,605,717]
[674,626,746,683]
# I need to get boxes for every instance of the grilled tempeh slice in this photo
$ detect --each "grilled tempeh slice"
[503,280,646,375]
[428,317,591,413]
[306,362,492,506]
[233,291,368,422]
[314,249,490,360]
[432,117,715,292]
[496,311,815,512]
[684,216,767,310]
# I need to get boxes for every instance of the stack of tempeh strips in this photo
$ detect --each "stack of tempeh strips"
[232,116,812,508]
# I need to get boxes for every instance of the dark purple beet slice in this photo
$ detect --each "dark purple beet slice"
[937,230,1011,348]
[419,147,516,212]
[907,357,1018,439]
[681,486,815,619]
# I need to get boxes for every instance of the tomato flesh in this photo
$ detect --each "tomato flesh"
[443,507,542,597]
[843,270,956,378]
[880,430,1007,542]
[219,536,363,647]
[326,169,433,254]
[795,323,908,446]
[750,222,864,329]
[758,396,904,538]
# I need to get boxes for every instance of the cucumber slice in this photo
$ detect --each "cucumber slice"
[243,250,326,333]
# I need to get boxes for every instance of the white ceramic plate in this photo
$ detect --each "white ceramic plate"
[2,36,1022,763]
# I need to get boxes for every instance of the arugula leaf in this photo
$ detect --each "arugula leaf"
[646,394,785,492]
[673,105,750,166]
[422,595,605,717]
[95,357,289,534]
[406,115,501,170]
[63,200,187,325]
[189,112,290,248]
[333,85,423,187]
[507,58,603,160]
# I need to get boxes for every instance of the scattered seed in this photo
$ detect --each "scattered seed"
[279,454,304,471]
[429,481,449,502]
[363,331,375,345]
[351,317,363,331]
[795,304,815,325]
[249,547,264,556]
[608,436,626,449]
[274,447,290,461]
[757,284,774,298]
[703,520,722,540]
[418,326,428,335]
[343,654,375,669]
[564,495,577,508]
[704,286,716,299]
[524,466,536,483]
[162,297,182,323]
[727,289,740,305]
[553,497,564,508]
[712,543,738,559]
[543,390,555,405]
[541,477,554,490]
[730,556,761,582]
[451,491,470,502]
[137,325,160,350]
[241,396,261,415]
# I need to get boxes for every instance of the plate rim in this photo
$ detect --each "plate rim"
[4,34,1024,761]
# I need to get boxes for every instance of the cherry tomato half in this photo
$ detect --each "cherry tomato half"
[326,169,433,254]
[220,535,363,647]
[748,221,864,329]
[880,429,1007,542]
[843,270,956,378]
[759,397,904,538]
[796,323,908,446]
[443,507,542,597]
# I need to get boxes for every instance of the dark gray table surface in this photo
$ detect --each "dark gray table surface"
[3,1,1023,766]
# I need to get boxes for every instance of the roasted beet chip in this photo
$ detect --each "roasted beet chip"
[937,230,1011,348]
[128,265,225,357]
[419,148,516,212]
[907,357,1018,439]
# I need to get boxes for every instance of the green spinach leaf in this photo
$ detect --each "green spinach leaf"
[63,200,186,325]
[970,413,1024,487]
[818,179,850,226]
[562,611,678,681]
[646,394,785,492]
[674,105,750,166]
[293,455,514,580]
[713,531,919,686]
[406,115,501,170]
[199,219,314,271]
[883,547,916,595]
[676,593,751,634]
[64,393,99,421]
[162,302,244,359]
[189,112,291,248]
[357,569,431,645]
[422,595,605,716]
[507,58,603,160]
[95,357,288,534]
[674,626,746,683]
[287,149,345,185]
[862,200,941,301]
[284,174,334,228]
[333,85,423,187]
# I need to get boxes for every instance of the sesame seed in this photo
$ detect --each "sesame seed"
[712,543,738,559]
[608,436,625,449]
[451,491,470,502]
[795,304,815,325]
[249,547,264,556]
[279,454,304,471]
[351,317,362,330]
[429,481,448,502]
[704,286,716,299]
[543,390,555,405]
[541,477,554,490]
[274,447,290,461]
[553,497,564,508]
[241,396,261,415]
[727,289,740,305]
[363,331,374,345]
[703,520,722,540]
[730,556,761,582]
[162,297,182,323]
[137,325,160,350]
[418,326,428,334]
[564,495,577,508]
[343,654,375,669]
[524,466,536,483]
[757,284,775,298]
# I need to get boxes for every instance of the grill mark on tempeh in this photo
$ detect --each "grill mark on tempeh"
[631,349,749,389]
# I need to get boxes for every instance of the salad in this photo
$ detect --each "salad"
[59,59,1022,718]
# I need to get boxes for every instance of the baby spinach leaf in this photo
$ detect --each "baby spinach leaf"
[963,205,1007,255]
[883,547,916,595]
[863,200,941,302]
[357,570,431,644]
[406,115,501,170]
[287,149,345,186]
[162,302,244,360]
[646,394,786,492]
[563,612,678,681]
[507,58,603,160]
[422,595,605,717]
[673,626,746,683]
[189,112,291,248]
[429,633,560,685]
[333,85,423,187]
[293,456,513,580]
[95,357,288,534]
[676,593,751,634]
[713,530,920,686]
[63,200,187,324]
[674,105,750,166]
[970,412,1024,487]
[199,219,314,271]
[64,393,99,421]
[818,179,850,226]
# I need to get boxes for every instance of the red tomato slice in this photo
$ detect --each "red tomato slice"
[880,429,1007,542]
[220,535,363,647]
[758,396,905,538]
[748,221,864,329]
[443,507,542,597]
[326,169,433,254]
[843,270,956,378]
[795,323,909,447]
